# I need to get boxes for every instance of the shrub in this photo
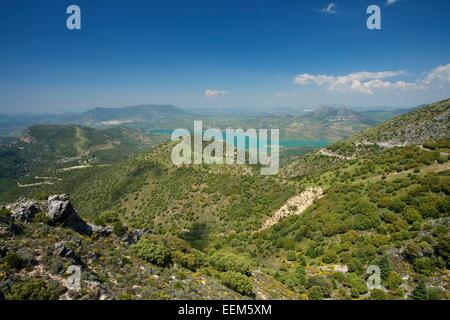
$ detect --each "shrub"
[369,289,388,300]
[220,271,253,296]
[2,253,25,270]
[94,210,119,226]
[426,287,446,300]
[322,249,338,263]
[385,272,403,290]
[113,222,127,237]
[5,278,65,300]
[210,250,252,275]
[411,280,427,300]
[348,258,364,275]
[173,249,205,271]
[307,286,324,300]
[413,257,434,276]
[286,250,297,261]
[344,273,368,296]
[133,239,171,266]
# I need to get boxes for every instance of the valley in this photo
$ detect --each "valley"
[0,98,449,300]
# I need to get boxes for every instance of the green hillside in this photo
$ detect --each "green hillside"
[0,124,168,197]
[0,99,449,300]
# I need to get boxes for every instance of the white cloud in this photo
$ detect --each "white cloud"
[204,89,229,98]
[319,3,337,14]
[421,64,450,86]
[385,0,399,6]
[294,63,450,95]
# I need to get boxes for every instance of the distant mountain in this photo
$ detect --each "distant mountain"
[76,104,192,127]
[0,113,78,136]
[301,106,373,124]
[0,105,194,136]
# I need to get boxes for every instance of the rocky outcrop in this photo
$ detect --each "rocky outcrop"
[47,194,74,222]
[47,194,92,236]
[257,187,324,231]
[10,199,42,222]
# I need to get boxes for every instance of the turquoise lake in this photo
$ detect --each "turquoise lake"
[148,129,329,149]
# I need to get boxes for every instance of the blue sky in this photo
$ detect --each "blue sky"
[0,0,449,114]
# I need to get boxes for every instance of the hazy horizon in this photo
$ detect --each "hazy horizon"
[0,101,423,117]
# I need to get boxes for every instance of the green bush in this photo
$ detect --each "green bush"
[344,273,368,296]
[94,210,119,226]
[133,239,171,266]
[173,249,205,271]
[385,272,403,290]
[307,286,324,300]
[369,289,388,300]
[348,258,364,275]
[2,253,25,270]
[413,257,434,276]
[5,278,65,300]
[220,271,253,296]
[113,222,127,237]
[210,250,252,275]
[411,280,427,300]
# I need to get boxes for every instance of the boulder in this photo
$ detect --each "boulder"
[47,194,92,236]
[10,198,41,222]
[47,194,74,222]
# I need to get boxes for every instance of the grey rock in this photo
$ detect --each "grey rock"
[47,194,92,236]
[89,224,113,237]
[11,198,41,222]
[47,194,74,222]
[54,241,75,258]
